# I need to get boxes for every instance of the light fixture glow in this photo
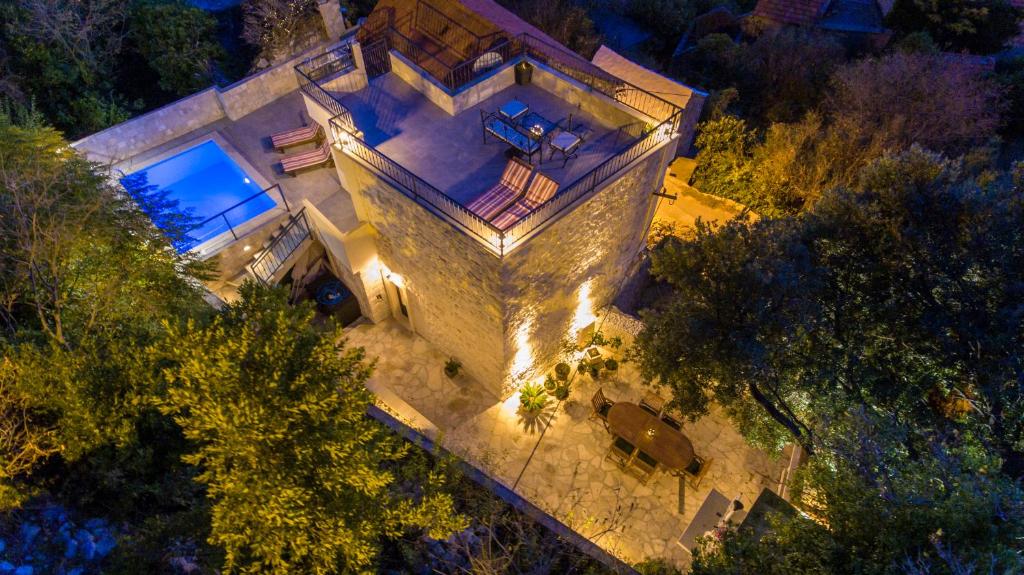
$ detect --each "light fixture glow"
[243,245,252,252]
[243,177,251,184]
[569,280,596,340]
[511,315,534,382]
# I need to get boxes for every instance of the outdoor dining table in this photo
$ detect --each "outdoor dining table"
[607,402,696,472]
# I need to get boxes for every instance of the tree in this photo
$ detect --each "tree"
[499,0,602,58]
[128,2,223,96]
[241,0,324,65]
[827,52,1003,157]
[156,283,465,574]
[0,111,210,505]
[636,147,1024,462]
[691,411,1024,575]
[887,0,1023,54]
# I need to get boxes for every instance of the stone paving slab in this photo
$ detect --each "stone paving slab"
[344,319,788,570]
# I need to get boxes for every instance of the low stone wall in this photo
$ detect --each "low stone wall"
[531,63,648,130]
[72,41,343,165]
[72,89,226,165]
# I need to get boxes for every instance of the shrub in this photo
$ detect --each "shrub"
[554,363,571,381]
[554,385,570,401]
[519,383,548,413]
[444,358,462,378]
[129,2,224,96]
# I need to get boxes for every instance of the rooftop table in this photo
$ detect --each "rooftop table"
[608,402,695,472]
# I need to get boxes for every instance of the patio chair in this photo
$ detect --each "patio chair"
[639,393,665,417]
[270,123,324,152]
[606,436,636,468]
[490,172,559,230]
[683,455,713,490]
[590,387,614,429]
[465,158,533,220]
[661,412,682,431]
[628,450,658,484]
[280,141,333,176]
[548,113,585,167]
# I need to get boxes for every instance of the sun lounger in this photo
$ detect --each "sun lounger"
[270,124,323,152]
[280,141,332,176]
[491,172,558,230]
[465,158,533,221]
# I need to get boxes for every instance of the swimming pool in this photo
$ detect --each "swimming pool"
[121,139,276,251]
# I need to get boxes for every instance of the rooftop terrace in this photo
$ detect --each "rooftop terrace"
[297,31,682,256]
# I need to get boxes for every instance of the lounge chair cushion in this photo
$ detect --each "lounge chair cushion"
[271,124,322,150]
[490,172,558,230]
[466,159,532,220]
[281,141,331,174]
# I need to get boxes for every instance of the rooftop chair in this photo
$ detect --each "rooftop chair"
[465,158,533,220]
[490,172,558,230]
[606,436,636,468]
[280,141,333,176]
[270,123,324,152]
[590,387,614,429]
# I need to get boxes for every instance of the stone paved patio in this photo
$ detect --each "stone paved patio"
[344,319,788,570]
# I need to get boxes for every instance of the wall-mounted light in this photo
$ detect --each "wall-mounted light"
[386,271,405,290]
[243,245,252,252]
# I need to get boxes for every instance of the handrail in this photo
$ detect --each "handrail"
[196,183,290,242]
[250,208,311,284]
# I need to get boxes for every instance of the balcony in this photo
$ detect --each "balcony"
[298,33,681,257]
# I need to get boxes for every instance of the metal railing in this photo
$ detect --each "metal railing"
[295,41,355,82]
[299,34,684,257]
[194,184,290,245]
[328,114,506,252]
[249,208,311,284]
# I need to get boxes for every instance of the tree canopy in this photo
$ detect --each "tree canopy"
[156,284,466,573]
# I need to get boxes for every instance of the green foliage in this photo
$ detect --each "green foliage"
[554,362,571,380]
[156,283,465,573]
[519,382,548,413]
[888,0,1023,54]
[129,1,223,96]
[554,384,570,401]
[638,147,1024,459]
[444,357,462,377]
[995,56,1024,138]
[500,0,602,57]
[604,358,618,371]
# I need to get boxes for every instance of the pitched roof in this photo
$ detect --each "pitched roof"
[591,45,704,116]
[818,0,886,33]
[753,0,830,26]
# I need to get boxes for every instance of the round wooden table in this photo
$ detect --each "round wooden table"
[607,403,695,472]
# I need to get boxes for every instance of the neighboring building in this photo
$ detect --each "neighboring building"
[752,0,892,48]
[74,0,704,399]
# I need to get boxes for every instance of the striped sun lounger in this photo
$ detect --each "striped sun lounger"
[280,141,332,176]
[466,158,533,221]
[491,172,559,230]
[270,124,323,152]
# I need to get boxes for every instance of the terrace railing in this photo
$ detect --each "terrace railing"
[295,40,357,122]
[328,114,506,252]
[194,183,290,245]
[249,208,311,285]
[301,34,684,257]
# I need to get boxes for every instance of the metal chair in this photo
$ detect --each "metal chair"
[606,436,636,467]
[591,387,614,429]
[639,393,665,416]
[628,450,658,484]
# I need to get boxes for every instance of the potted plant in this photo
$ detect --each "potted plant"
[515,60,533,85]
[444,358,462,378]
[543,374,558,395]
[604,358,618,372]
[554,362,571,381]
[577,361,587,375]
[588,363,601,379]
[519,383,548,413]
[554,384,570,401]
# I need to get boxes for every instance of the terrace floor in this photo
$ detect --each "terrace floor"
[344,319,789,570]
[336,73,645,206]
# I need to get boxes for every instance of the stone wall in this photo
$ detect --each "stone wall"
[72,40,344,164]
[500,143,673,390]
[72,89,225,165]
[333,151,507,395]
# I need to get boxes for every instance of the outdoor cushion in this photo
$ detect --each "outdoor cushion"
[280,141,332,175]
[271,124,322,150]
[484,116,538,154]
[490,172,558,230]
[466,159,533,221]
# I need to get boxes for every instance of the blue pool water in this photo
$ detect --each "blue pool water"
[122,140,275,251]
